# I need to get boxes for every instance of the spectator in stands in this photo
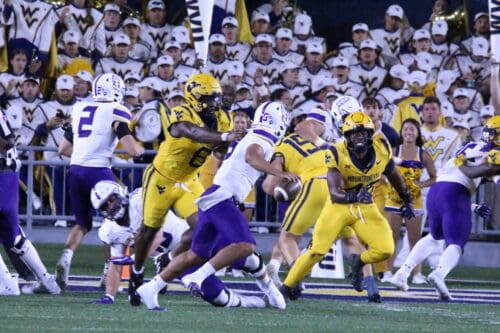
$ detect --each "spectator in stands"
[370,4,410,66]
[291,13,325,55]
[474,105,495,141]
[226,61,246,87]
[391,70,427,132]
[94,33,145,78]
[270,88,293,112]
[151,55,178,99]
[273,28,304,66]
[450,88,481,133]
[166,89,185,110]
[0,49,31,104]
[335,22,370,66]
[269,62,308,108]
[399,29,444,76]
[251,11,271,36]
[140,0,175,58]
[460,12,490,55]
[171,26,197,67]
[452,120,471,145]
[203,34,238,83]
[122,17,152,63]
[291,75,335,118]
[430,20,459,66]
[221,16,252,63]
[160,41,196,79]
[57,30,91,74]
[91,3,123,58]
[330,56,364,101]
[298,42,330,88]
[124,71,143,88]
[73,70,93,102]
[350,39,388,97]
[245,34,283,85]
[376,64,410,124]
[123,87,140,110]
[451,37,491,99]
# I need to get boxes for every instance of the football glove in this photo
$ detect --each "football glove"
[5,144,21,172]
[473,203,492,220]
[356,187,373,204]
[400,202,415,220]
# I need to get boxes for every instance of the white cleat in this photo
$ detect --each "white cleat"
[411,273,428,285]
[428,271,453,301]
[265,264,282,288]
[136,282,165,311]
[389,272,409,292]
[55,260,70,290]
[237,294,267,308]
[181,274,204,298]
[0,275,20,296]
[380,271,393,283]
[265,282,286,310]
[22,275,61,295]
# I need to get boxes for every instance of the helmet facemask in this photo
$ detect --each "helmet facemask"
[345,128,374,154]
[98,193,128,221]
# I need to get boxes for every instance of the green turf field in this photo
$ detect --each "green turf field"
[0,244,499,333]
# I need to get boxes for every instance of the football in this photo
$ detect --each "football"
[273,180,302,202]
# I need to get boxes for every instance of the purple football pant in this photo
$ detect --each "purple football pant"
[68,165,115,231]
[427,181,472,251]
[191,186,256,259]
[0,172,21,247]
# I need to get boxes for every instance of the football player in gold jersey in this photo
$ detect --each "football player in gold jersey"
[130,73,244,305]
[280,112,414,299]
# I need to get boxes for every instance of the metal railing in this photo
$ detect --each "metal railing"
[16,145,500,239]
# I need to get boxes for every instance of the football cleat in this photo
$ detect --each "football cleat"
[279,283,303,301]
[89,296,114,304]
[411,273,428,285]
[55,260,70,290]
[264,281,286,309]
[379,271,393,283]
[389,272,409,292]
[428,271,453,301]
[349,254,364,292]
[181,274,205,298]
[22,275,61,295]
[0,275,20,296]
[367,293,381,303]
[237,294,267,308]
[136,282,165,311]
[128,270,144,306]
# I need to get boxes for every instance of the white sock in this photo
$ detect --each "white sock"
[433,245,462,279]
[151,275,168,293]
[105,293,115,302]
[268,259,281,272]
[60,248,74,265]
[0,255,12,279]
[398,234,439,279]
[191,262,215,282]
[19,240,50,280]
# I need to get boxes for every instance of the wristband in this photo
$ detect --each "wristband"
[221,132,230,141]
[314,137,327,147]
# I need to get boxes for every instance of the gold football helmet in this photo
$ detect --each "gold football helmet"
[342,112,375,153]
[184,73,222,113]
[482,115,500,146]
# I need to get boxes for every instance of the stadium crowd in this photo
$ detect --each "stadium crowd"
[0,0,499,305]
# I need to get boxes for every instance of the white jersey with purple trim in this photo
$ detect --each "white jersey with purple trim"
[226,41,252,63]
[99,188,189,256]
[140,23,174,57]
[436,141,489,194]
[198,130,276,209]
[70,101,131,167]
[272,49,304,66]
[349,64,387,97]
[421,124,462,170]
[94,57,145,79]
[370,28,401,59]
[202,58,239,83]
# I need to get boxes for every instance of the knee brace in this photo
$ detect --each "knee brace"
[10,234,29,256]
[242,253,265,278]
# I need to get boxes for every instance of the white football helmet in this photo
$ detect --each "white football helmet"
[252,101,290,140]
[92,73,125,103]
[90,180,129,220]
[330,95,363,129]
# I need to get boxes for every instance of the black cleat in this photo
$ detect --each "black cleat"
[349,254,364,292]
[368,293,382,303]
[128,269,144,306]
[279,283,303,301]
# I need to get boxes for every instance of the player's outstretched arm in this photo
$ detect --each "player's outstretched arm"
[58,137,73,157]
[459,162,500,178]
[245,144,299,182]
[113,121,144,157]
[262,156,284,195]
[170,121,244,144]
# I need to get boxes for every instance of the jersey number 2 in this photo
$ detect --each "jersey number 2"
[78,106,97,138]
